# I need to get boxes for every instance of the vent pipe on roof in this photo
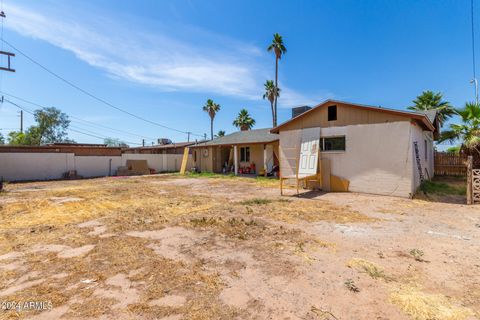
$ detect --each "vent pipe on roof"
[291,106,311,118]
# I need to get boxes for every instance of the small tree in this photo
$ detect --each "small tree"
[233,109,256,131]
[0,133,4,145]
[7,107,70,145]
[104,137,129,147]
[216,130,226,138]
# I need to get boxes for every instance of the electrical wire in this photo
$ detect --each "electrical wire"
[0,39,205,138]
[1,91,157,140]
[472,0,477,82]
[3,98,142,145]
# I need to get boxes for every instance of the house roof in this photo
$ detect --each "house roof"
[124,142,195,151]
[192,128,278,147]
[270,99,436,133]
[421,109,438,124]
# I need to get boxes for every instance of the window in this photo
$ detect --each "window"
[240,147,250,162]
[321,136,345,151]
[328,105,337,121]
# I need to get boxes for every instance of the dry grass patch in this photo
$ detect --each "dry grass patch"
[347,258,391,281]
[390,285,474,320]
[238,198,375,223]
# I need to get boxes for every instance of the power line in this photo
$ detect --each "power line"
[3,98,143,145]
[472,0,479,104]
[1,91,157,140]
[1,39,204,138]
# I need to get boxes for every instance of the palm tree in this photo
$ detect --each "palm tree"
[267,33,286,127]
[233,109,256,131]
[216,130,226,138]
[407,90,454,126]
[439,102,480,156]
[203,99,221,140]
[263,80,280,127]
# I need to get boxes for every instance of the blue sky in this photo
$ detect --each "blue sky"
[0,0,477,146]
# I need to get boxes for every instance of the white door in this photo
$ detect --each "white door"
[298,127,320,176]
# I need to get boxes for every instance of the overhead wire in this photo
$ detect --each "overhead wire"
[3,98,142,145]
[1,91,157,140]
[1,39,205,138]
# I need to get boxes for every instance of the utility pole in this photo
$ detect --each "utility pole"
[142,139,145,147]
[187,132,191,142]
[203,133,207,141]
[471,78,479,105]
[19,110,23,133]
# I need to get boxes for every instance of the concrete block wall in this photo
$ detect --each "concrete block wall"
[0,152,192,181]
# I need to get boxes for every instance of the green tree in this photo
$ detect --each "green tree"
[0,133,4,145]
[233,109,256,131]
[439,102,480,156]
[7,107,70,145]
[407,90,454,126]
[267,33,286,127]
[34,107,70,144]
[263,80,280,127]
[216,130,226,138]
[104,137,129,147]
[203,99,221,140]
[7,131,27,145]
[446,146,461,153]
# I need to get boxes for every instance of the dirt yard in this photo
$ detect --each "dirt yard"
[0,174,478,320]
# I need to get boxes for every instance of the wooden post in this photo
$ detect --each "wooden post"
[233,145,238,176]
[263,144,267,177]
[466,156,473,205]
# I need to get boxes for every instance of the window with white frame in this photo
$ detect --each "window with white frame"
[320,136,346,151]
[240,147,250,162]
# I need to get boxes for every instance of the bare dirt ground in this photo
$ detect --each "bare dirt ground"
[0,174,478,320]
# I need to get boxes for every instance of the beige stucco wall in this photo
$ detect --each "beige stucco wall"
[279,121,422,197]
[0,152,192,181]
[410,123,434,192]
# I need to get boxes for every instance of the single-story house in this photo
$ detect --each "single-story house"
[271,100,439,198]
[190,128,279,176]
[123,142,195,155]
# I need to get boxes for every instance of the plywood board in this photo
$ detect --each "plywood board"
[179,147,189,175]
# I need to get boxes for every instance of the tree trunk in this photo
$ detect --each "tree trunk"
[210,118,214,140]
[270,101,275,127]
[274,56,279,127]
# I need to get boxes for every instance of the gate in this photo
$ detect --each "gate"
[473,169,480,204]
[466,156,480,204]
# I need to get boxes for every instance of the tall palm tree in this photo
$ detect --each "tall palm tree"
[263,80,280,127]
[267,33,286,127]
[203,99,221,140]
[407,90,454,126]
[439,102,480,156]
[232,109,256,131]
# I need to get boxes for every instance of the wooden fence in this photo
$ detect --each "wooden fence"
[434,152,467,176]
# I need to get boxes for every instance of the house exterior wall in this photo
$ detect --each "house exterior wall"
[279,121,421,198]
[410,123,435,192]
[280,102,410,132]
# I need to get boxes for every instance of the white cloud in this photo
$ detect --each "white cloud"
[5,2,329,105]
